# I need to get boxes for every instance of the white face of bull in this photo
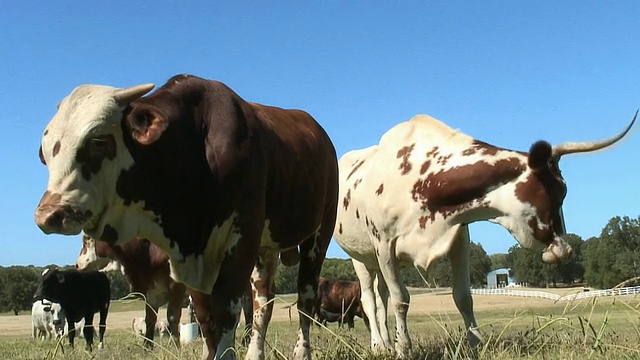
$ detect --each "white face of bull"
[75,235,112,271]
[35,83,154,240]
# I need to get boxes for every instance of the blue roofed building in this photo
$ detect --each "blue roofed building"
[486,268,516,288]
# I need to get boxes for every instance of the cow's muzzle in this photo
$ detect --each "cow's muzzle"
[542,239,573,264]
[35,203,91,235]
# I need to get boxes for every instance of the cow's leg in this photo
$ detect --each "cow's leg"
[143,303,158,348]
[188,291,217,359]
[66,316,76,349]
[97,302,108,350]
[346,313,355,329]
[374,273,391,347]
[167,283,187,347]
[246,249,278,360]
[240,285,253,347]
[292,225,332,360]
[376,238,411,359]
[352,259,389,353]
[83,314,95,351]
[207,236,260,360]
[448,225,482,348]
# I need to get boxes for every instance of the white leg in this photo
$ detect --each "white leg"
[376,238,411,359]
[448,225,483,348]
[373,273,391,348]
[352,259,389,354]
[246,250,278,360]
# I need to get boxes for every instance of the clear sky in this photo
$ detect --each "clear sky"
[1,1,639,267]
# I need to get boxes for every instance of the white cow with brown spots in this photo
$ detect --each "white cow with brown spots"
[334,113,636,358]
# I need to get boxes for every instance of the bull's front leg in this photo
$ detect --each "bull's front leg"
[143,303,159,348]
[167,282,187,346]
[292,225,333,360]
[246,249,278,360]
[65,316,76,349]
[188,291,216,359]
[199,237,259,360]
[83,314,96,351]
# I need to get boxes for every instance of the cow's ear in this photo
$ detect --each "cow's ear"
[56,273,65,284]
[528,140,552,173]
[126,108,168,145]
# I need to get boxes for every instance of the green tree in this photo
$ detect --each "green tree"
[274,262,299,294]
[421,242,491,288]
[469,242,492,287]
[105,270,131,300]
[489,253,510,271]
[0,266,40,315]
[509,245,545,287]
[583,216,640,289]
[551,234,585,284]
[508,233,585,287]
[320,258,357,280]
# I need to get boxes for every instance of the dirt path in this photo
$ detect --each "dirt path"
[0,291,581,338]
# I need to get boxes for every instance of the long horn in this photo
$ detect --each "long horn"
[551,110,637,158]
[113,83,155,106]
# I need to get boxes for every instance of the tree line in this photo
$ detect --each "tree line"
[2,215,637,314]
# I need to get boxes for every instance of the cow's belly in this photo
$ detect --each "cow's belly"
[146,280,170,308]
[337,197,459,272]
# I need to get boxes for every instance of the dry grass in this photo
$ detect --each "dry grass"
[2,291,639,359]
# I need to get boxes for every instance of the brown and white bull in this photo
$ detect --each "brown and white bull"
[314,277,365,329]
[334,113,636,358]
[34,74,339,360]
[76,234,187,348]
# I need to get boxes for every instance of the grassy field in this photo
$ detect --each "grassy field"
[2,291,640,359]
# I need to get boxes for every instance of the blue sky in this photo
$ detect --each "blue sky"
[1,1,639,266]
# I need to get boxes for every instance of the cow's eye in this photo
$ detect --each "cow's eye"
[78,134,116,166]
[86,136,113,157]
[90,137,109,149]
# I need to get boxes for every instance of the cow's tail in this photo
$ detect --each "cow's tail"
[282,300,298,321]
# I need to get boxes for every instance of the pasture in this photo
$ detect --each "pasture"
[1,289,639,359]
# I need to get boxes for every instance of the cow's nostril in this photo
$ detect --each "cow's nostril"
[46,210,64,229]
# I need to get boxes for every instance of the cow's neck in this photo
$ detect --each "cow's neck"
[440,153,529,226]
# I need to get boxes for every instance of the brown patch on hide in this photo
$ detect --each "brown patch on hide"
[411,158,525,219]
[396,144,415,175]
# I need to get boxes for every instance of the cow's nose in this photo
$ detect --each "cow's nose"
[34,204,90,235]
[52,319,61,326]
[35,205,66,234]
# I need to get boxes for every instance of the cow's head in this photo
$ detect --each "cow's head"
[490,112,637,263]
[33,268,66,304]
[76,234,112,270]
[34,83,155,239]
[50,303,64,327]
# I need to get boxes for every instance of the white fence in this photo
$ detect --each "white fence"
[470,286,640,302]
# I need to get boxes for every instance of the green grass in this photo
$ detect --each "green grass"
[2,296,640,359]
